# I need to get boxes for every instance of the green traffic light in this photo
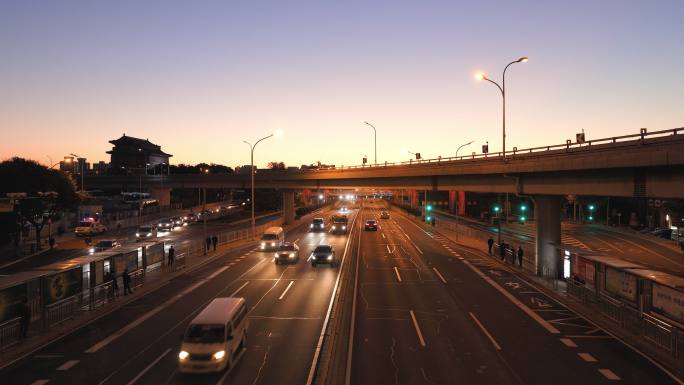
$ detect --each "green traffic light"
[426,204,432,211]
[520,216,526,222]
[426,216,432,221]
[520,205,527,212]
[493,206,500,212]
[588,215,594,221]
[588,204,595,211]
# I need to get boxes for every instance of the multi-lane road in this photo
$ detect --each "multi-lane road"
[2,201,681,385]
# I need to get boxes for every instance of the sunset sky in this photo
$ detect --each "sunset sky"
[1,1,682,168]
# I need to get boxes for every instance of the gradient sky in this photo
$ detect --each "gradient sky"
[1,1,683,168]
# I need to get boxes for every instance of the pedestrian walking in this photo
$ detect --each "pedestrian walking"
[212,235,218,251]
[19,297,30,339]
[111,272,119,297]
[487,238,494,255]
[517,246,524,268]
[206,236,212,253]
[48,236,55,250]
[123,268,132,295]
[167,245,175,267]
[116,222,122,235]
[499,242,506,261]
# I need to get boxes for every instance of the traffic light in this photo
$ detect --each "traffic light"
[587,204,596,222]
[426,204,433,212]
[520,215,527,223]
[520,204,527,212]
[493,205,501,214]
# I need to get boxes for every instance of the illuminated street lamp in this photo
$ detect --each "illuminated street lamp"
[243,130,283,238]
[475,56,528,160]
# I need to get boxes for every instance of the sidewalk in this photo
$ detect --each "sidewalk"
[0,204,328,370]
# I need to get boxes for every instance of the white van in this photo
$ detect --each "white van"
[178,297,248,373]
[260,226,285,251]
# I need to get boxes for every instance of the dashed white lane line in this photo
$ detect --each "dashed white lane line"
[469,312,501,351]
[386,245,392,254]
[394,267,403,282]
[578,352,598,362]
[294,238,300,244]
[409,310,426,347]
[381,233,386,239]
[560,338,577,348]
[278,281,295,300]
[598,368,621,380]
[126,348,171,385]
[56,360,79,371]
[432,267,447,284]
[31,380,49,385]
[230,281,249,297]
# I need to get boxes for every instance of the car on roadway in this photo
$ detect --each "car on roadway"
[260,226,285,251]
[310,217,326,232]
[135,226,156,241]
[178,297,248,373]
[184,213,197,223]
[75,221,107,237]
[89,239,121,254]
[339,207,349,214]
[158,219,174,232]
[274,242,300,264]
[331,215,349,234]
[171,216,185,228]
[364,219,378,231]
[380,211,390,219]
[311,245,337,267]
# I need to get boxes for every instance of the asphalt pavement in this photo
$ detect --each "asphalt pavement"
[1,206,356,385]
[348,201,680,385]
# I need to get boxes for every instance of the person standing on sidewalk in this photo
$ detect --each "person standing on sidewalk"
[517,246,524,268]
[123,269,132,295]
[500,242,506,261]
[48,236,55,250]
[212,235,218,251]
[167,245,175,267]
[487,237,494,255]
[111,272,119,298]
[19,297,30,339]
[205,236,212,253]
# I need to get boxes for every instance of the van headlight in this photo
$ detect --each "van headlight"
[271,242,276,246]
[261,242,265,249]
[213,350,226,360]
[89,248,95,254]
[342,226,346,230]
[332,225,336,230]
[135,232,140,237]
[289,253,295,258]
[327,255,333,260]
[147,232,152,236]
[179,350,189,360]
[310,224,314,228]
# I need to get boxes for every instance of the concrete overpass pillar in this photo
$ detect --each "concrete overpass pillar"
[534,195,562,278]
[301,189,311,206]
[283,190,295,225]
[448,191,457,213]
[149,187,172,207]
[409,190,418,207]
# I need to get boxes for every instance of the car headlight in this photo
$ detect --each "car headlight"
[289,253,295,258]
[271,242,276,246]
[147,232,152,236]
[332,225,336,230]
[89,248,95,253]
[135,232,140,237]
[261,242,265,248]
[179,350,189,360]
[310,224,314,228]
[213,350,225,360]
[342,226,346,230]
[327,255,333,260]
[312,255,317,260]
[275,253,279,258]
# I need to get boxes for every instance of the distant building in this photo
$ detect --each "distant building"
[59,156,89,173]
[93,161,108,175]
[107,134,172,172]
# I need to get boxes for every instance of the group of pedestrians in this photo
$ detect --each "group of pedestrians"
[487,237,524,268]
[206,235,218,252]
[104,268,133,297]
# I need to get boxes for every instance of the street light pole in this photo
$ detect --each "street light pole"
[476,57,528,160]
[455,140,474,158]
[243,133,275,238]
[364,122,377,165]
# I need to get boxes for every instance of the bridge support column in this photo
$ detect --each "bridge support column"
[534,195,562,278]
[301,189,311,206]
[149,187,171,207]
[283,190,295,225]
[408,189,418,208]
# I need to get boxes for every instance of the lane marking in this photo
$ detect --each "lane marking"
[386,245,392,254]
[126,348,171,385]
[560,338,577,348]
[344,224,362,385]
[393,267,402,282]
[461,259,560,334]
[278,281,295,300]
[432,267,447,284]
[578,352,597,362]
[409,310,426,347]
[294,238,300,244]
[469,312,501,351]
[205,266,230,281]
[56,360,79,371]
[230,281,250,297]
[31,381,50,385]
[34,354,63,359]
[598,368,621,380]
[381,233,386,239]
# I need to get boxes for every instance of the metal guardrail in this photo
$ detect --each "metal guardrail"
[643,313,676,355]
[0,317,21,351]
[45,295,80,328]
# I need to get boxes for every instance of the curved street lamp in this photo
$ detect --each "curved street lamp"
[364,122,377,165]
[476,56,528,160]
[456,140,474,158]
[243,131,281,238]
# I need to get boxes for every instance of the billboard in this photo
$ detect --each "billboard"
[0,284,27,322]
[572,256,596,291]
[652,283,684,324]
[605,267,637,304]
[43,268,83,304]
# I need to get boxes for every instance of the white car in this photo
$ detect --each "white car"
[75,221,107,237]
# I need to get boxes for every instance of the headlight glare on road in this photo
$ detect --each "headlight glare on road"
[310,224,313,228]
[179,350,189,360]
[261,242,265,249]
[213,350,226,360]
